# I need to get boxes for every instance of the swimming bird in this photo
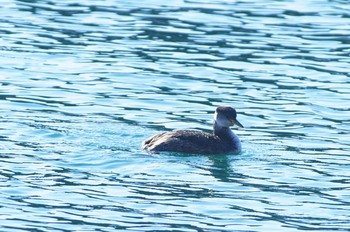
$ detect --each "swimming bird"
[142,106,244,154]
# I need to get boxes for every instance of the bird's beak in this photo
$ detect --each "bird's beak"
[231,119,244,128]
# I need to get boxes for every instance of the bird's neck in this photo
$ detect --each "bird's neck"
[213,120,231,137]
[213,120,241,152]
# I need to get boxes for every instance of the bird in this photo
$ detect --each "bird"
[142,106,243,154]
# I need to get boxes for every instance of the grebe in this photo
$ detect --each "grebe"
[142,106,243,154]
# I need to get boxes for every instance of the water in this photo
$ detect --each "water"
[1,0,350,231]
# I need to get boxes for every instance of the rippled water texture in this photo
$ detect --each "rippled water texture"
[1,0,350,231]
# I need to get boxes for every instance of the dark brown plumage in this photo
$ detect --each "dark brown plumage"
[142,106,243,154]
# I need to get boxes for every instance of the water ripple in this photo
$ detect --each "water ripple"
[0,0,349,231]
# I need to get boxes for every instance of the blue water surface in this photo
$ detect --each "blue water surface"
[0,0,350,231]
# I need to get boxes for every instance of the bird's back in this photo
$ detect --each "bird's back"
[142,130,238,154]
